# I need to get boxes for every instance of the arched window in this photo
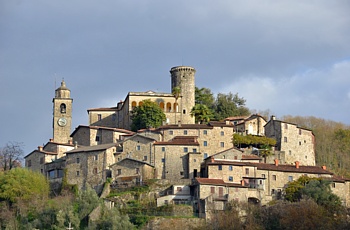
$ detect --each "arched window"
[131,101,137,110]
[139,101,143,106]
[159,102,165,111]
[166,102,172,112]
[60,103,66,113]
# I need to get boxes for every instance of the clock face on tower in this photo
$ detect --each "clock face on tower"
[58,117,67,127]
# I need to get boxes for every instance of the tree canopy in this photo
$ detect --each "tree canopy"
[0,168,49,204]
[131,100,166,131]
[284,175,343,213]
[190,104,213,124]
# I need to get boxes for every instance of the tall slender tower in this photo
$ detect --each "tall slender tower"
[53,80,73,143]
[170,66,196,124]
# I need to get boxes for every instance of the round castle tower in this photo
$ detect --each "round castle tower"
[170,66,196,124]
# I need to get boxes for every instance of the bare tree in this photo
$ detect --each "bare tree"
[0,142,24,171]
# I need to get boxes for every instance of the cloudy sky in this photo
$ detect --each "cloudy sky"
[1,0,349,155]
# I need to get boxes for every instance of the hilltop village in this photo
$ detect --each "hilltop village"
[25,66,350,218]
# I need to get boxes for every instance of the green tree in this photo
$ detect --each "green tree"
[284,175,343,213]
[190,104,213,124]
[0,168,49,205]
[214,92,250,120]
[131,100,166,131]
[195,87,215,109]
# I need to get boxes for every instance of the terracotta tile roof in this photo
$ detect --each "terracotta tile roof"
[209,147,243,157]
[87,107,118,112]
[208,121,235,127]
[196,178,226,185]
[24,150,58,158]
[206,160,333,175]
[157,124,214,130]
[66,143,118,154]
[154,136,200,146]
[241,155,261,160]
[253,163,332,175]
[195,178,246,188]
[70,125,134,137]
[109,158,154,167]
[224,116,249,121]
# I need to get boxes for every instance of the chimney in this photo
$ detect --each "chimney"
[68,139,73,145]
[241,180,245,186]
[225,120,230,125]
[178,121,181,127]
[74,141,78,149]
[211,156,215,163]
[274,159,279,166]
[271,115,276,120]
[322,165,327,170]
[49,138,53,142]
[38,146,43,151]
[295,161,300,169]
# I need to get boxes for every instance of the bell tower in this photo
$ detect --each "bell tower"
[53,80,73,143]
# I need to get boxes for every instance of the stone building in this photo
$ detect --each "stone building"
[193,157,350,218]
[109,158,154,184]
[264,116,316,166]
[71,125,134,146]
[65,143,118,193]
[88,66,196,130]
[229,114,267,136]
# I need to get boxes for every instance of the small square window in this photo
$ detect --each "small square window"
[299,141,301,146]
[184,130,188,135]
[245,168,249,175]
[272,175,277,180]
[76,171,80,176]
[183,109,186,114]
[220,131,224,136]
[193,148,197,152]
[204,153,208,159]
[289,150,292,155]
[220,142,225,148]
[94,155,98,161]
[210,187,215,193]
[284,137,288,142]
[299,129,302,135]
[184,147,188,153]
[93,168,97,174]
[97,114,102,121]
[332,183,336,188]
[162,147,166,152]
[95,136,100,142]
[218,165,222,170]
[137,145,141,151]
[143,156,148,161]
[76,158,80,163]
[229,165,233,171]
[203,130,207,135]
[117,169,122,175]
[288,176,293,182]
[203,141,208,146]
[136,168,140,174]
[229,176,233,181]
[162,158,165,163]
[180,171,184,175]
[169,130,173,135]
[262,174,266,178]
